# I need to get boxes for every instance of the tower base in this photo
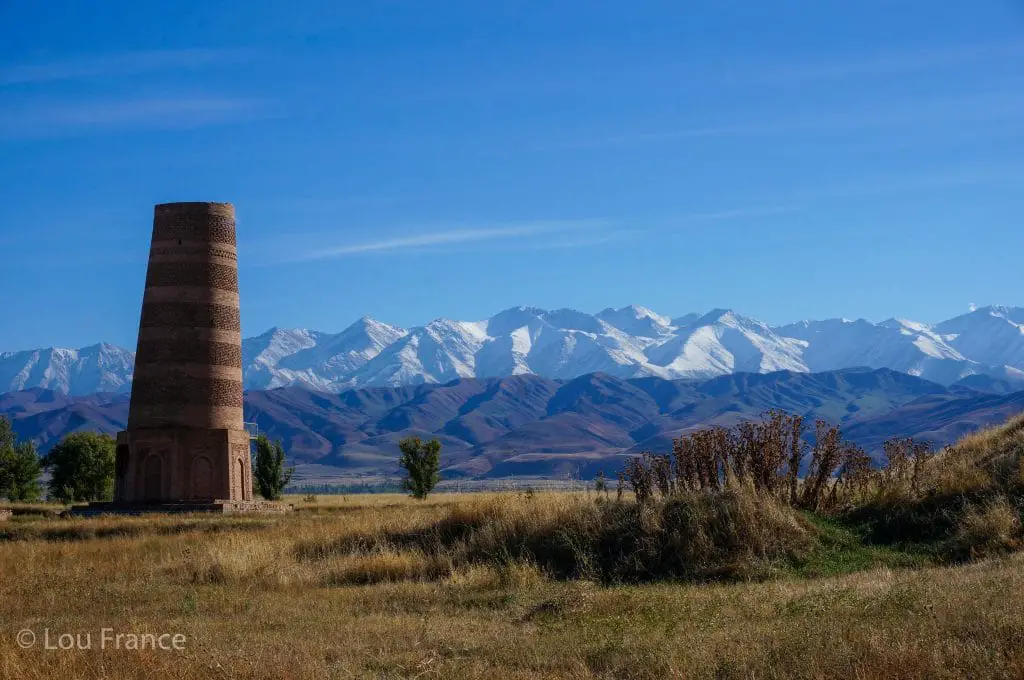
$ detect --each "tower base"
[114,428,254,503]
[65,500,291,517]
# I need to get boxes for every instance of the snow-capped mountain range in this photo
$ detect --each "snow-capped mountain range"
[3,305,1024,396]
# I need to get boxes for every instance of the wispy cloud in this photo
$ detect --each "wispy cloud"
[652,170,1021,231]
[270,207,808,263]
[732,42,1024,85]
[292,221,607,261]
[663,205,804,224]
[791,166,1024,203]
[483,229,639,253]
[622,204,805,237]
[0,48,252,86]
[401,41,1024,106]
[534,90,1024,152]
[634,167,1024,237]
[0,96,267,138]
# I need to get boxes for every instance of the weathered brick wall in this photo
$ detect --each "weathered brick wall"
[128,202,244,432]
[139,302,240,329]
[143,262,239,291]
[117,202,252,504]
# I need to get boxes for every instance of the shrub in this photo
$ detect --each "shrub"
[873,437,935,503]
[300,488,816,584]
[842,415,1024,548]
[627,412,874,511]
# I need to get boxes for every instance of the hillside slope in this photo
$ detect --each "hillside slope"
[4,368,1023,480]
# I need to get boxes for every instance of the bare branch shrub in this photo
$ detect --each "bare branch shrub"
[622,410,935,513]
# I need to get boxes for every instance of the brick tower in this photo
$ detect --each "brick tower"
[113,202,253,505]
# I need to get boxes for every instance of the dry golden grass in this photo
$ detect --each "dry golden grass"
[927,413,1024,494]
[1,490,1024,679]
[1,415,1022,678]
[952,496,1023,559]
[294,487,816,584]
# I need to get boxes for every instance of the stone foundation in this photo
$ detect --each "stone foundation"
[66,500,292,517]
[115,428,253,503]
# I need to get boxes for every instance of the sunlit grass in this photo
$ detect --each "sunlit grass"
[1,489,1023,679]
[4,415,1024,678]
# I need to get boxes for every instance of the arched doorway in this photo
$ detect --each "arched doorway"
[143,454,163,502]
[192,457,214,500]
[236,458,247,500]
[115,445,129,481]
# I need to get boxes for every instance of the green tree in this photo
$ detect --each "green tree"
[43,432,116,503]
[0,416,15,499]
[398,437,441,500]
[6,442,42,502]
[253,434,294,501]
[0,417,42,502]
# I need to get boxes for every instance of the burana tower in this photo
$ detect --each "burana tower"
[113,202,253,506]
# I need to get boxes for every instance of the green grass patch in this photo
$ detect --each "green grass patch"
[793,513,936,578]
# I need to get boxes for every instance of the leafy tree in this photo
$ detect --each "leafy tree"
[6,442,42,502]
[398,437,441,500]
[0,417,42,502]
[253,434,294,500]
[43,432,116,502]
[594,470,608,495]
[0,417,14,499]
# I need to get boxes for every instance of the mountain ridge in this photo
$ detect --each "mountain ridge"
[4,368,1023,480]
[4,304,1023,395]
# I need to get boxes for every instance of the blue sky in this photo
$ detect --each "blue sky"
[1,1,1023,350]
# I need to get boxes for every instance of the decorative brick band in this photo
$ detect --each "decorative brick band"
[142,287,239,306]
[154,202,234,218]
[127,405,244,431]
[139,302,241,332]
[151,238,237,252]
[151,218,237,245]
[132,363,242,381]
[152,203,236,246]
[135,339,242,367]
[144,262,239,292]
[148,246,238,262]
[136,328,241,347]
[131,375,244,408]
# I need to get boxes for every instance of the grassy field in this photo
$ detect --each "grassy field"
[2,413,1023,678]
[3,487,1024,680]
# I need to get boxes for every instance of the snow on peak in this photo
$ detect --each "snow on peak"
[0,342,134,395]
[7,304,1024,394]
[597,305,673,337]
[339,316,407,345]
